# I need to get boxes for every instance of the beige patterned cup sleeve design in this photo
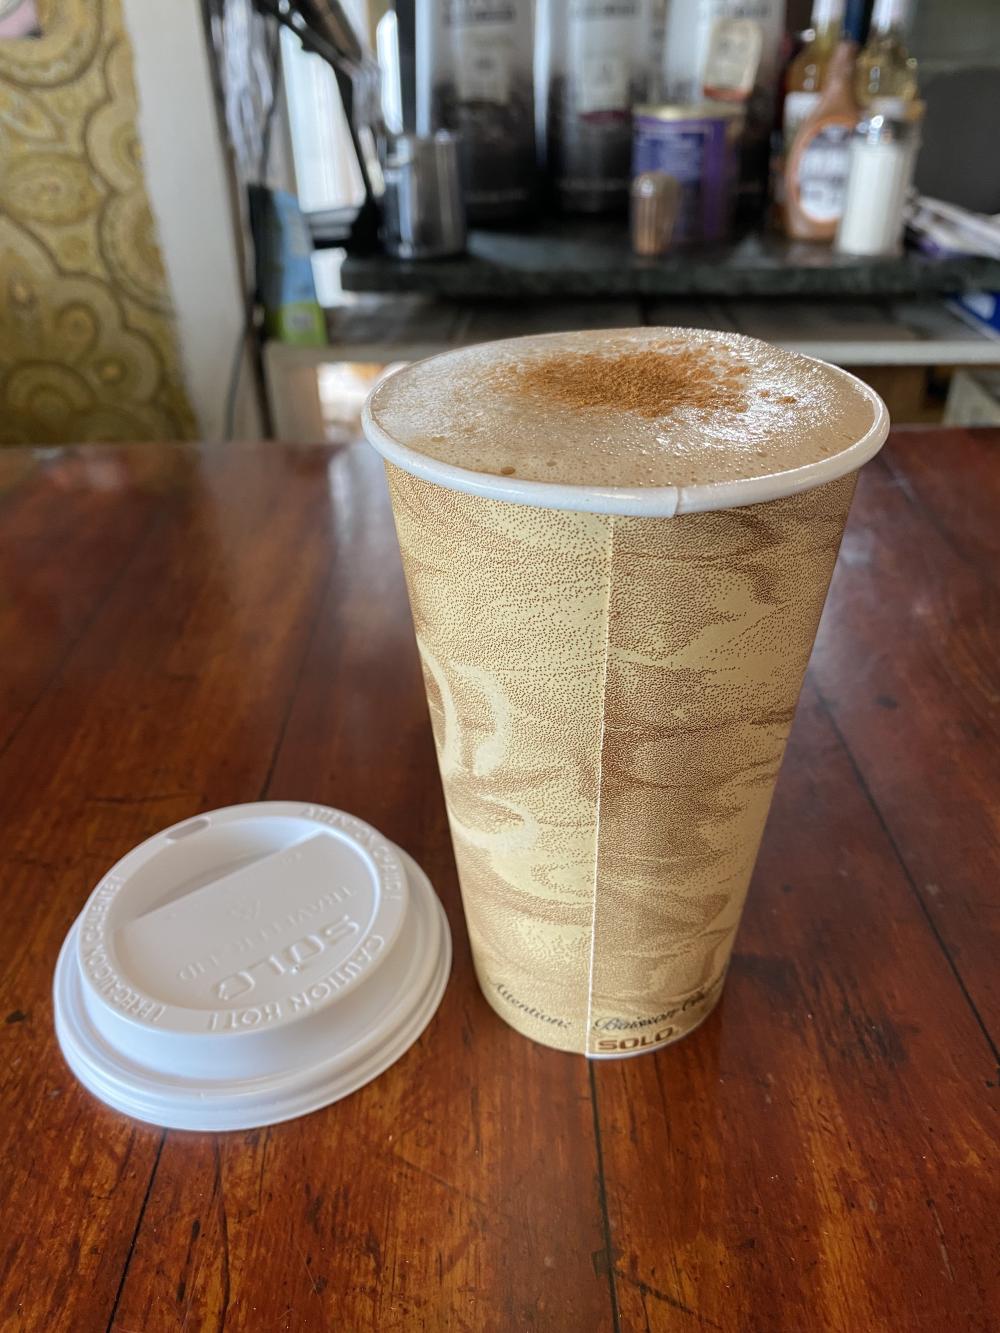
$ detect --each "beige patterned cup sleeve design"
[386,463,857,1055]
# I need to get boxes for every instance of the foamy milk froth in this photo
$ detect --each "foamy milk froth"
[366,328,882,491]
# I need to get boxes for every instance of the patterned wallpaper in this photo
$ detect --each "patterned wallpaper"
[0,0,196,444]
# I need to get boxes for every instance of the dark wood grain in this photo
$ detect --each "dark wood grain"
[879,427,1000,575]
[0,447,185,753]
[0,444,339,1332]
[1,430,997,1333]
[812,432,1000,1039]
[594,683,999,1332]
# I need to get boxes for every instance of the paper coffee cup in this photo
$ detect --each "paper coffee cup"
[364,334,888,1057]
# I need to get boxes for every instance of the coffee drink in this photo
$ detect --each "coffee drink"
[364,330,887,1056]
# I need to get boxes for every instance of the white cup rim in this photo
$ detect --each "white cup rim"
[362,338,890,517]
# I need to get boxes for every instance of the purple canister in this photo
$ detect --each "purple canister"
[632,104,744,247]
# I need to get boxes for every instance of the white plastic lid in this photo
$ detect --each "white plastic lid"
[53,802,451,1131]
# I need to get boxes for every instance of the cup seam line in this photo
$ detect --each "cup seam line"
[585,513,615,1052]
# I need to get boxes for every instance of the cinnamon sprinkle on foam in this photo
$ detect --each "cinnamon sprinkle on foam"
[491,343,751,419]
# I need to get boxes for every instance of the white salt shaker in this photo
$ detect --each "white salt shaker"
[836,114,919,257]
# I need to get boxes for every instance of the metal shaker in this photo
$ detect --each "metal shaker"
[380,132,467,260]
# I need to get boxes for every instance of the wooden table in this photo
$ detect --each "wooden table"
[1,430,997,1332]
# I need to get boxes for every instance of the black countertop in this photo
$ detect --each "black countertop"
[341,222,1000,300]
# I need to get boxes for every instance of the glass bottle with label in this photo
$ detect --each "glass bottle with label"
[783,39,860,240]
[545,0,655,214]
[854,0,918,111]
[783,0,847,151]
[417,0,537,223]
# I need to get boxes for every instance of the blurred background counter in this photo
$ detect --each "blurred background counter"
[2,0,1000,448]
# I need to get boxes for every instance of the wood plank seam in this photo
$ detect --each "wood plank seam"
[103,1133,167,1333]
[589,1063,623,1333]
[812,680,1000,1070]
[212,1139,233,1331]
